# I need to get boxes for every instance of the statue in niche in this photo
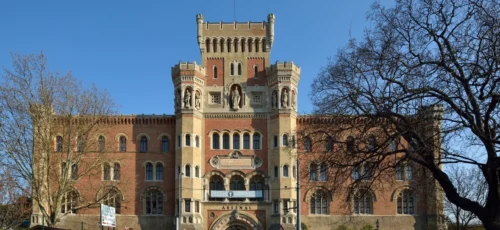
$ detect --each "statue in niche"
[184,89,191,108]
[272,90,278,108]
[175,90,182,110]
[195,91,201,110]
[281,89,289,108]
[231,87,241,110]
[291,91,296,109]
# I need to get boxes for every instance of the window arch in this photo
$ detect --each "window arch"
[283,134,289,147]
[243,133,250,149]
[346,136,355,153]
[310,190,329,214]
[319,163,327,181]
[283,165,289,177]
[304,136,312,152]
[144,189,163,215]
[185,165,191,177]
[213,66,218,79]
[220,38,224,52]
[227,38,232,52]
[103,163,111,181]
[98,136,105,152]
[353,191,373,214]
[156,163,163,180]
[209,175,225,201]
[396,189,415,214]
[229,175,245,201]
[119,136,127,152]
[212,133,220,149]
[101,187,122,214]
[205,38,211,52]
[309,163,318,181]
[248,38,253,52]
[113,163,120,181]
[273,135,278,148]
[254,65,258,79]
[274,166,279,177]
[233,133,240,149]
[212,38,218,52]
[185,134,191,147]
[61,190,79,214]
[222,133,230,149]
[249,175,265,201]
[195,135,200,148]
[161,136,169,152]
[146,163,153,181]
[241,39,246,52]
[230,63,234,75]
[237,63,242,75]
[140,136,148,153]
[253,133,261,149]
[396,163,413,180]
[234,39,239,52]
[56,136,63,152]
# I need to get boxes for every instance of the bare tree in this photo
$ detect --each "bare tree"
[0,166,31,229]
[445,165,488,230]
[0,52,119,226]
[309,0,499,229]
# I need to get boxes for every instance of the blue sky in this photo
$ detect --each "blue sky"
[0,0,391,115]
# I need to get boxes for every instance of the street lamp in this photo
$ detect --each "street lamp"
[376,219,380,230]
[176,172,184,230]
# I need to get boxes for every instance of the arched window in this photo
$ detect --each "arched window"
[397,163,413,180]
[71,164,78,180]
[253,133,261,149]
[227,39,232,52]
[283,134,289,147]
[230,63,234,75]
[205,38,211,52]
[113,163,120,181]
[346,136,355,153]
[249,175,265,201]
[213,66,218,79]
[212,38,218,52]
[144,189,163,215]
[229,175,245,201]
[146,163,153,181]
[309,163,317,181]
[77,136,83,152]
[397,190,415,214]
[102,188,122,214]
[273,135,278,148]
[320,163,327,181]
[222,133,230,149]
[241,39,246,52]
[353,191,373,214]
[234,39,239,52]
[233,133,240,149]
[98,136,105,152]
[161,136,169,153]
[56,136,63,152]
[254,65,258,79]
[262,38,266,52]
[243,133,250,149]
[212,133,220,149]
[255,39,260,53]
[304,137,312,152]
[119,136,127,152]
[220,38,224,52]
[368,136,376,152]
[185,134,191,147]
[103,163,111,181]
[406,164,413,180]
[195,166,199,178]
[209,175,225,201]
[156,163,163,180]
[274,166,279,177]
[310,191,329,214]
[237,63,242,75]
[61,190,78,214]
[325,136,333,152]
[140,136,148,153]
[195,136,200,148]
[283,165,289,177]
[248,38,253,52]
[185,165,191,177]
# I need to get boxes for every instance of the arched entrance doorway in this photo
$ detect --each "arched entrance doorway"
[210,210,262,230]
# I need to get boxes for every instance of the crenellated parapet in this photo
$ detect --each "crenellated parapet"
[266,61,301,86]
[196,13,275,54]
[171,61,206,86]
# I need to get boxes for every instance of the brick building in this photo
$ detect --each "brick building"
[31,14,446,230]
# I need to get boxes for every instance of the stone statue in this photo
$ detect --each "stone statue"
[281,90,288,108]
[175,91,181,110]
[272,90,278,108]
[195,91,201,110]
[184,90,191,108]
[231,88,240,109]
[291,91,296,108]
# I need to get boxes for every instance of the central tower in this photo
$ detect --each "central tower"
[171,14,301,230]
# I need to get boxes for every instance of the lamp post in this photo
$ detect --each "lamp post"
[296,159,301,230]
[176,172,184,230]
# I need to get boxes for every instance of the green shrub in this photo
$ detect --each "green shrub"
[301,222,308,230]
[360,225,374,230]
[335,225,352,230]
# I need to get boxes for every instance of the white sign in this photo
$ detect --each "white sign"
[100,204,116,227]
[210,190,262,198]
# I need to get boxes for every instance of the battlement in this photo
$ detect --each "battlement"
[197,14,275,54]
[171,61,206,76]
[268,61,301,74]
